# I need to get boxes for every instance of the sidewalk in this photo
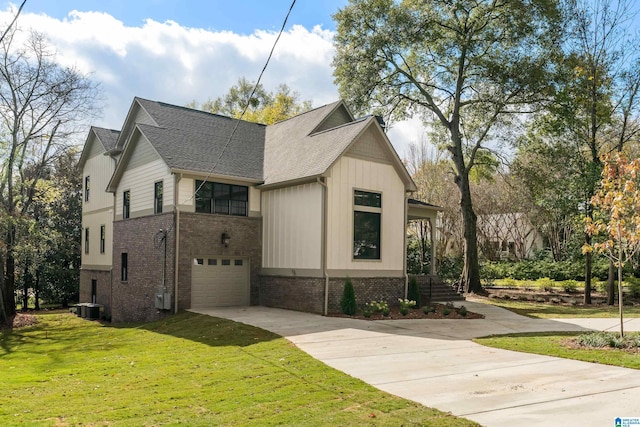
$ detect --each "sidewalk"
[192,301,640,427]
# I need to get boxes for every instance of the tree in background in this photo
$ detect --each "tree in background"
[0,29,99,323]
[584,153,640,337]
[333,0,564,293]
[515,0,640,304]
[189,77,312,125]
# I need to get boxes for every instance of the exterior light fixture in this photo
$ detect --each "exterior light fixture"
[221,231,231,247]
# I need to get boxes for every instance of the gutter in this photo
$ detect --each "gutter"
[404,191,410,299]
[174,174,181,313]
[317,176,329,315]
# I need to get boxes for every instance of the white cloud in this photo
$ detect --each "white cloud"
[0,7,420,153]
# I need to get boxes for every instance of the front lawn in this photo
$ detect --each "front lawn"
[474,296,640,318]
[0,311,476,426]
[475,332,640,370]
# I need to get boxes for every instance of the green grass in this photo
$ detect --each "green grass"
[478,297,640,318]
[475,332,640,370]
[0,311,476,426]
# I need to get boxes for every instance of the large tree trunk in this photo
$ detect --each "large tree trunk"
[457,172,482,294]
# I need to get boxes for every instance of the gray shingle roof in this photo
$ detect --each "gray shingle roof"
[92,126,120,151]
[109,97,409,189]
[137,123,264,181]
[263,101,370,186]
[133,99,265,181]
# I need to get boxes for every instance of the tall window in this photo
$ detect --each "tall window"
[84,228,90,254]
[84,176,90,202]
[353,190,381,260]
[121,253,128,281]
[100,225,105,254]
[195,181,248,216]
[123,190,130,219]
[154,181,163,214]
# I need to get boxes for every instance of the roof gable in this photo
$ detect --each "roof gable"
[78,126,120,169]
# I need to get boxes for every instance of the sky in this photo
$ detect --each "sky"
[0,0,424,157]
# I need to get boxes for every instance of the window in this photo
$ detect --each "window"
[221,259,231,266]
[84,176,90,202]
[194,258,204,265]
[353,190,381,260]
[195,181,248,216]
[121,253,128,281]
[84,228,90,254]
[207,259,217,266]
[100,225,105,254]
[234,259,243,266]
[123,190,130,219]
[154,181,163,214]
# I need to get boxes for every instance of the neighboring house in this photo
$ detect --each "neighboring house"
[79,97,439,323]
[477,213,544,261]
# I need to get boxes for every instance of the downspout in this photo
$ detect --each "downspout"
[404,191,410,299]
[174,174,181,314]
[317,177,329,315]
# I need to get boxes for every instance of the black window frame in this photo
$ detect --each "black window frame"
[154,181,163,214]
[100,225,105,254]
[123,190,130,219]
[353,190,382,260]
[121,252,128,281]
[84,228,89,254]
[84,176,90,202]
[195,180,248,216]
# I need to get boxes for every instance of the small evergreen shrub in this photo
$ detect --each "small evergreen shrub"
[458,305,467,317]
[422,305,435,314]
[562,280,578,294]
[407,277,422,307]
[340,278,357,316]
[442,307,451,316]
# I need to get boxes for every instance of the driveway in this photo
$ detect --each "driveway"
[191,301,640,427]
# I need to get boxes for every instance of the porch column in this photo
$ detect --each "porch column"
[429,217,437,276]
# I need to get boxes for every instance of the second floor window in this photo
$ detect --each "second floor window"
[84,228,89,254]
[84,176,90,202]
[100,225,105,254]
[123,190,130,219]
[154,181,163,214]
[195,181,248,216]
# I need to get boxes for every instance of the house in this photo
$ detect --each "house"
[477,213,544,261]
[79,97,440,323]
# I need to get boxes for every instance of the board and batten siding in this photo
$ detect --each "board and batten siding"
[115,134,173,218]
[326,155,405,272]
[81,210,113,268]
[262,182,322,270]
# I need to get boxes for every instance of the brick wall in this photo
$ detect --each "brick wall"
[79,269,112,319]
[112,212,176,323]
[259,275,406,314]
[327,277,405,313]
[259,276,325,314]
[177,212,262,309]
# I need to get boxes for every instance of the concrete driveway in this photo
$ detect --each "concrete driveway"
[191,301,640,427]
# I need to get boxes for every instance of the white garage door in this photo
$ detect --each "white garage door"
[191,257,250,308]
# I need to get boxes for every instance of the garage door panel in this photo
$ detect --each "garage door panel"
[191,257,249,308]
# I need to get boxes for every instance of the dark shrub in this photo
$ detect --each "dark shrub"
[407,277,421,307]
[340,277,357,316]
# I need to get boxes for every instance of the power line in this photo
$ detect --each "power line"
[188,0,297,203]
[0,0,26,44]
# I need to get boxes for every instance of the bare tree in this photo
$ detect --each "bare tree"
[0,29,100,323]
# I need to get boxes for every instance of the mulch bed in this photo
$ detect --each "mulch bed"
[332,303,484,320]
[1,312,39,330]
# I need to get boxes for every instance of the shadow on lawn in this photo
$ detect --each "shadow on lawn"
[119,311,281,348]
